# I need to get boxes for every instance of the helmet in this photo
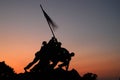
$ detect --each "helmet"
[42,41,47,45]
[70,52,75,56]
[58,42,62,46]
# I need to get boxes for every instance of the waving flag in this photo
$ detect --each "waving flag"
[40,4,58,31]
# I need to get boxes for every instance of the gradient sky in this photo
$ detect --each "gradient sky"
[0,0,120,80]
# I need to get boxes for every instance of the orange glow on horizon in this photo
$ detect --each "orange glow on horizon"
[0,34,120,79]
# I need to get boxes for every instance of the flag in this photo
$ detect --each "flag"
[40,4,58,31]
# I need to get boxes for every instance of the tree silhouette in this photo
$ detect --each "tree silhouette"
[0,61,16,80]
[82,72,97,80]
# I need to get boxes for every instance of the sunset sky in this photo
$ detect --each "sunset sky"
[0,0,120,80]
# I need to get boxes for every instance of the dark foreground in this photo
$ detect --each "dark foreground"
[0,61,97,80]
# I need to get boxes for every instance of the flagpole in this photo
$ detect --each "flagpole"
[40,4,55,38]
[47,19,55,37]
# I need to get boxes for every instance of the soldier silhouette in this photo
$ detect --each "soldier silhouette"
[50,42,75,71]
[24,37,75,72]
[30,51,50,72]
[30,37,60,72]
[47,37,58,55]
[24,41,48,72]
[24,37,60,72]
[58,52,75,71]
[47,37,59,62]
[48,37,58,46]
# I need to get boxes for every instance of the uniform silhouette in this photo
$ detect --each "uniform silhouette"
[30,52,50,72]
[24,37,75,72]
[58,52,75,71]
[47,37,59,58]
[24,41,48,72]
[50,42,75,71]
